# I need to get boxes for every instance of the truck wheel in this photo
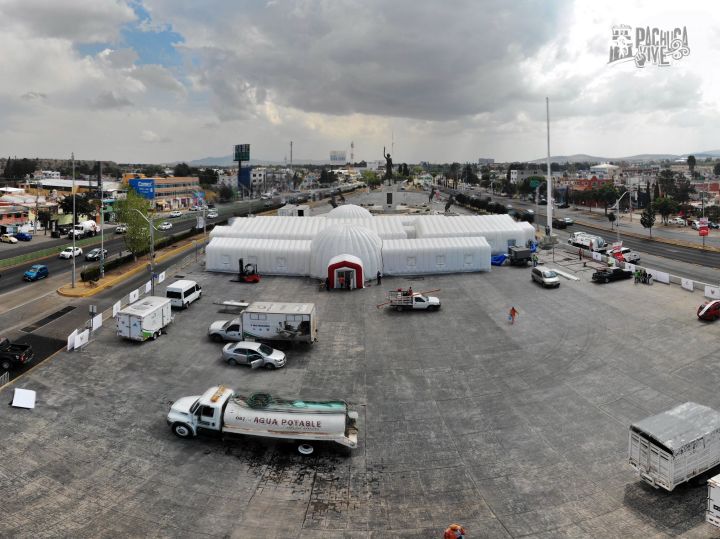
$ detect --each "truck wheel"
[1,360,10,371]
[227,358,237,366]
[395,306,402,312]
[172,423,194,438]
[211,334,223,343]
[297,443,314,455]
[429,305,438,311]
[604,277,609,283]
[264,363,276,370]
[151,332,159,340]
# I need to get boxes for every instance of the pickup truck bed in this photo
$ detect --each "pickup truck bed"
[0,337,34,371]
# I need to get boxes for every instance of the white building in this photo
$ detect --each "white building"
[589,163,620,180]
[250,167,266,192]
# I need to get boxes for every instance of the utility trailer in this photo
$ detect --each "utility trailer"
[628,402,720,491]
[116,296,173,342]
[707,474,720,529]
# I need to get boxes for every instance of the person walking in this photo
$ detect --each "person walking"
[509,306,518,324]
[532,253,539,267]
[376,271,382,286]
[578,248,583,260]
[444,523,466,539]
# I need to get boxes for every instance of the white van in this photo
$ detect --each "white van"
[165,279,202,309]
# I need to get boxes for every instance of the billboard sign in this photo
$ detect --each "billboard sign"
[330,151,346,163]
[129,178,155,200]
[234,144,250,161]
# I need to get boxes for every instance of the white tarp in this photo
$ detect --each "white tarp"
[12,388,36,409]
[382,237,491,274]
[206,237,311,275]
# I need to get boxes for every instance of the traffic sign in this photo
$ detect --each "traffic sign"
[530,179,540,189]
[700,228,709,236]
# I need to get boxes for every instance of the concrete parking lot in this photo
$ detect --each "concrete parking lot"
[2,212,720,537]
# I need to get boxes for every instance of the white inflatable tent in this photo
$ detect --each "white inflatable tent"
[382,237,491,274]
[206,237,311,275]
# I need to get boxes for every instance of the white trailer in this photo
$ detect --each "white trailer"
[707,474,720,528]
[568,232,607,252]
[628,402,720,491]
[240,302,317,343]
[167,385,358,454]
[116,296,173,342]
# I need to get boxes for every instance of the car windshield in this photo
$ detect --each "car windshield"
[258,344,274,356]
[31,265,42,271]
[543,271,558,278]
[222,320,234,329]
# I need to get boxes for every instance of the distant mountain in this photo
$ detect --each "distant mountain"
[530,152,720,164]
[188,154,342,167]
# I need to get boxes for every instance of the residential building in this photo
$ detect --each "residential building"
[0,205,29,232]
[589,163,621,180]
[477,158,495,166]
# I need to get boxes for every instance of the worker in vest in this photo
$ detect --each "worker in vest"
[444,523,466,539]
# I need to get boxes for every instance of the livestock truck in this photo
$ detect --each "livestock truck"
[116,296,173,341]
[167,385,358,455]
[628,402,720,491]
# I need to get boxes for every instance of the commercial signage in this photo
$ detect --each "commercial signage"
[129,178,155,200]
[330,151,346,163]
[699,217,709,236]
[234,144,250,161]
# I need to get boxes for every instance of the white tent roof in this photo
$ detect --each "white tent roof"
[326,204,372,219]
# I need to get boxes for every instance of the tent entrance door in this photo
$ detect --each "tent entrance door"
[335,269,355,289]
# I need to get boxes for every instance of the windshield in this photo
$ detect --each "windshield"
[189,399,200,414]
[544,271,558,278]
[258,344,274,356]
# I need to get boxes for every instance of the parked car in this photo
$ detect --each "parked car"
[710,221,720,229]
[668,217,686,226]
[607,247,640,264]
[531,267,560,288]
[158,221,172,231]
[591,267,633,283]
[189,205,200,212]
[85,248,108,261]
[169,210,182,218]
[698,300,720,321]
[58,246,83,259]
[538,198,548,205]
[221,341,287,369]
[14,232,33,241]
[115,224,128,233]
[23,264,49,281]
[0,337,34,372]
[1,234,18,244]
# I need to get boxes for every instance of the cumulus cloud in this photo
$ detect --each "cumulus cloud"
[131,65,185,94]
[0,0,136,42]
[20,91,47,101]
[91,90,133,109]
[140,129,170,143]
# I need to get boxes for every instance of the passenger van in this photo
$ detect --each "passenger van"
[165,279,202,309]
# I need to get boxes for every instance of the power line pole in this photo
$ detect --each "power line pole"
[99,161,105,278]
[71,153,76,289]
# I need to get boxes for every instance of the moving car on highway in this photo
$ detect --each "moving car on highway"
[115,224,128,233]
[85,248,108,261]
[169,210,182,218]
[23,264,49,281]
[58,246,82,259]
[591,267,633,283]
[158,221,173,231]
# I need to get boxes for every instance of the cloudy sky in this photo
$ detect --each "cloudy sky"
[0,0,717,164]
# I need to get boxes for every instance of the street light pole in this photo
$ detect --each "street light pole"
[99,161,105,278]
[71,153,76,289]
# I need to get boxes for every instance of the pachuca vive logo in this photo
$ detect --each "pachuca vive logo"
[608,24,690,68]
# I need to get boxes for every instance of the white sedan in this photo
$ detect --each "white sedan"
[169,210,182,218]
[221,341,287,369]
[58,246,83,259]
[158,221,173,231]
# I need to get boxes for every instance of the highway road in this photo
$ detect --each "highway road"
[0,199,269,295]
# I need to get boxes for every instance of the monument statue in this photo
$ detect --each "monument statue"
[383,147,393,181]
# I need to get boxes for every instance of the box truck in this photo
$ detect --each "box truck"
[628,402,720,491]
[167,385,358,455]
[116,296,173,342]
[69,220,99,238]
[235,301,317,343]
[707,474,720,528]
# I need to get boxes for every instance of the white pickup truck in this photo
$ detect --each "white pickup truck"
[167,385,358,455]
[385,290,441,312]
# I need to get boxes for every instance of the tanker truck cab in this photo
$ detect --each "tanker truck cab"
[167,385,359,455]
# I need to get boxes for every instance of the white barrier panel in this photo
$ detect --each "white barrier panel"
[652,270,670,284]
[112,300,121,317]
[74,329,89,349]
[158,271,166,283]
[67,330,77,351]
[12,389,36,409]
[129,289,139,303]
[706,286,720,299]
[681,278,694,292]
[92,313,103,331]
[626,263,636,273]
[144,281,151,294]
[592,252,602,262]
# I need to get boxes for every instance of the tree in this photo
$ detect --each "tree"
[173,162,195,177]
[217,183,235,202]
[597,184,618,215]
[652,196,678,224]
[653,182,660,200]
[198,168,219,186]
[463,163,479,185]
[59,194,96,224]
[362,170,380,187]
[607,212,616,228]
[115,188,151,261]
[714,162,720,176]
[640,204,656,237]
[657,169,676,198]
[687,155,696,179]
[674,177,695,204]
[142,164,165,177]
[3,157,37,180]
